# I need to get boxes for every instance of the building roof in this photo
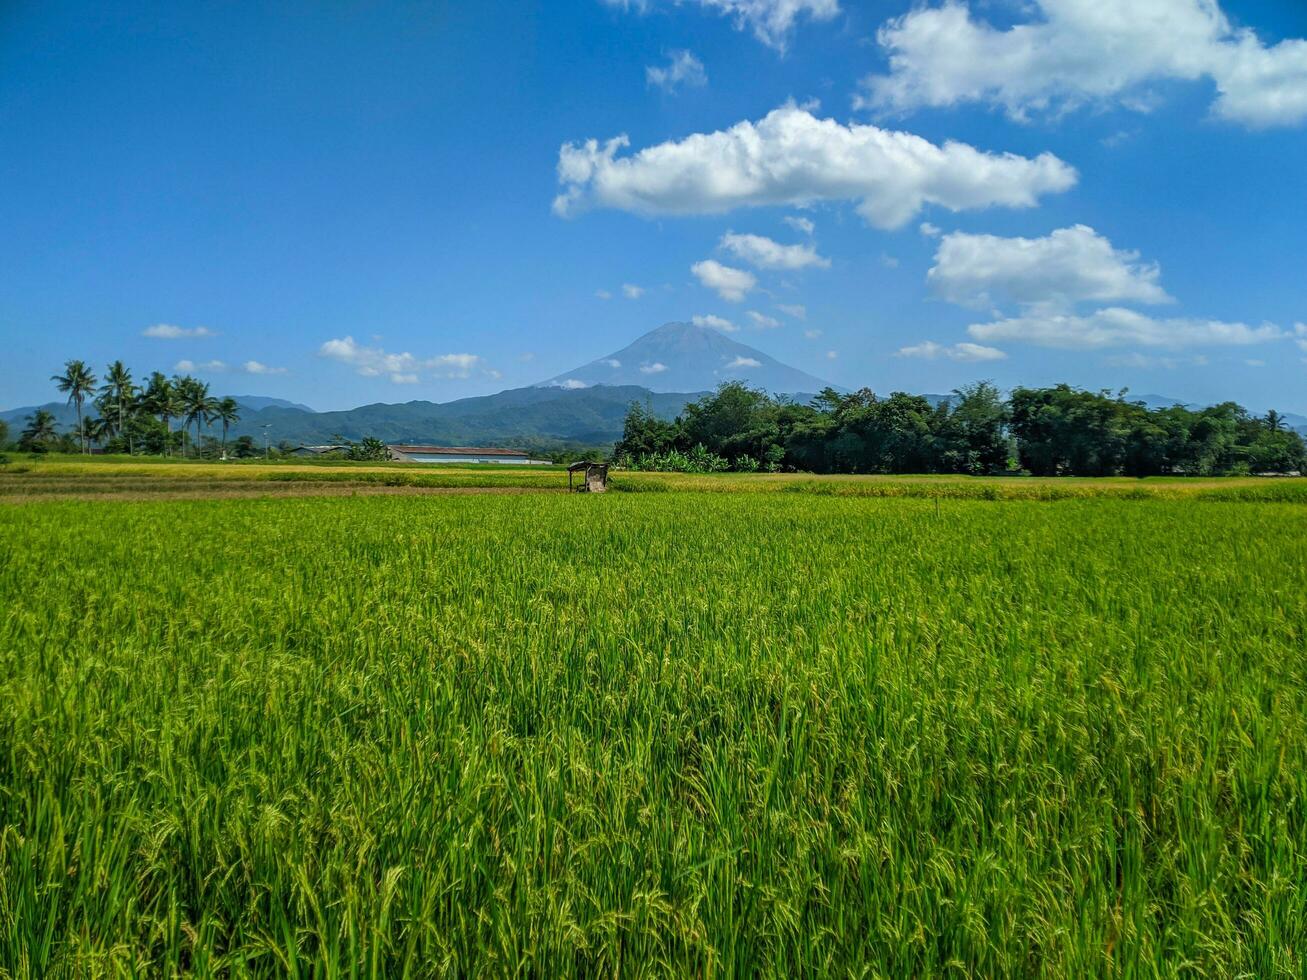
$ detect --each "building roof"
[388,444,530,457]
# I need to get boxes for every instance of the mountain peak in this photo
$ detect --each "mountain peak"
[538,321,836,395]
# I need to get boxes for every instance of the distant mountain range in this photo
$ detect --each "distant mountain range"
[539,321,837,395]
[3,325,1304,450]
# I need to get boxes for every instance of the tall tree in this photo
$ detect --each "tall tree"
[100,360,137,454]
[18,409,59,452]
[214,397,240,459]
[143,372,178,457]
[51,359,97,454]
[84,415,112,449]
[178,376,216,458]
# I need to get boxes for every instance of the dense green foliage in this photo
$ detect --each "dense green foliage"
[2,491,1305,975]
[618,382,1307,476]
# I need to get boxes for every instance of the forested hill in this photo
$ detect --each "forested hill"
[222,385,703,449]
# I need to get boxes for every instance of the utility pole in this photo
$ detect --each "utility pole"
[261,423,272,460]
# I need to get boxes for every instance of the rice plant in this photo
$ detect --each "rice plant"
[1,492,1304,976]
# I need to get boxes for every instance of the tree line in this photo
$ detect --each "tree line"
[5,360,249,458]
[615,382,1306,477]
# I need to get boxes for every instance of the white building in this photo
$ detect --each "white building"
[387,444,553,465]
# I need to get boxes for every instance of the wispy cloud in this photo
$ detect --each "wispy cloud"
[242,360,287,375]
[721,232,829,270]
[693,313,739,333]
[319,336,485,384]
[145,323,215,339]
[692,259,756,302]
[968,309,1284,351]
[646,49,707,92]
[897,340,1007,362]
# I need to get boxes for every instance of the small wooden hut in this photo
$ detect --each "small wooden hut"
[567,461,608,493]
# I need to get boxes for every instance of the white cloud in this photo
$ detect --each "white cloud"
[825,349,839,359]
[726,355,762,368]
[554,104,1076,229]
[880,253,900,269]
[174,359,228,372]
[968,307,1284,350]
[1244,358,1265,367]
[747,310,782,329]
[519,351,537,362]
[242,360,287,375]
[622,283,646,298]
[861,0,1307,128]
[929,225,1172,311]
[692,259,756,302]
[1104,352,1208,369]
[601,358,622,368]
[640,361,669,374]
[692,313,739,332]
[559,378,590,389]
[647,50,708,92]
[919,221,941,237]
[145,324,214,339]
[804,328,823,339]
[1295,323,1307,353]
[777,303,807,319]
[605,0,840,52]
[897,340,1007,362]
[720,231,829,270]
[596,289,613,300]
[319,336,484,383]
[784,215,815,235]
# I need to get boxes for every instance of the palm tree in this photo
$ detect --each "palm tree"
[19,409,59,452]
[51,360,97,454]
[214,397,241,459]
[1265,410,1285,432]
[144,372,178,456]
[179,376,215,458]
[84,415,112,450]
[101,361,137,454]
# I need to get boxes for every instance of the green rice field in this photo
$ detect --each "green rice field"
[2,467,1306,975]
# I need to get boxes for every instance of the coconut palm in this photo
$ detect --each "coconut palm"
[213,397,241,459]
[100,360,137,454]
[51,360,97,454]
[19,409,59,452]
[144,372,179,456]
[178,376,216,458]
[84,415,112,450]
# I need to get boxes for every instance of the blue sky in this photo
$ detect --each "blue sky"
[2,0,1305,412]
